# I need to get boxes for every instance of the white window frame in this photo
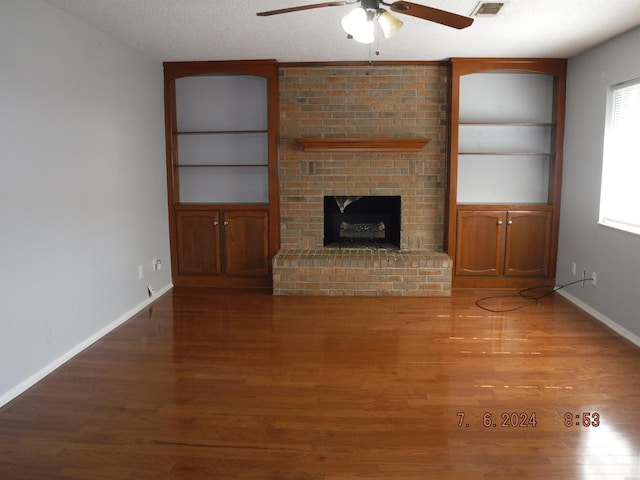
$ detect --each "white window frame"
[599,77,640,236]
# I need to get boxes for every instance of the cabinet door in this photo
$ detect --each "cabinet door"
[176,211,221,275]
[223,211,269,276]
[455,211,506,276]
[504,211,552,277]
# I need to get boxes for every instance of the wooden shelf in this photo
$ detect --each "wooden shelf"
[459,151,552,156]
[459,122,554,127]
[176,130,268,135]
[177,164,268,167]
[296,137,431,152]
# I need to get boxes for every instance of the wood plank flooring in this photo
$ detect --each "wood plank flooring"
[1,287,639,479]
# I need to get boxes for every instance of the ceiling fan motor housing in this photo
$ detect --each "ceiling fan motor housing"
[361,0,382,12]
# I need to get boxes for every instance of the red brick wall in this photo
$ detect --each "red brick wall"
[278,64,448,251]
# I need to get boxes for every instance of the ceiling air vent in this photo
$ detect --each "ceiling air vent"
[471,2,505,17]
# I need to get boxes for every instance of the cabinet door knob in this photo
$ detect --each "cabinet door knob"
[507,220,513,225]
[223,221,229,226]
[213,220,219,226]
[497,220,503,225]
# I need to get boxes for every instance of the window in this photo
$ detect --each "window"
[600,78,640,235]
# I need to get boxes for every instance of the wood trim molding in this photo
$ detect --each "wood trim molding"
[296,137,431,152]
[278,60,448,68]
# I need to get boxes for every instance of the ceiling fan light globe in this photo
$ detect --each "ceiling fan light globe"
[352,23,375,44]
[378,11,403,39]
[341,8,367,36]
[341,8,375,44]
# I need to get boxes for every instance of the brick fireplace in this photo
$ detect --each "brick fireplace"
[272,64,452,296]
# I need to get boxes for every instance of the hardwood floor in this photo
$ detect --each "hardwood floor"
[1,287,639,479]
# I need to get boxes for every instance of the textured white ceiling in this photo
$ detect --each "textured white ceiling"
[43,0,640,62]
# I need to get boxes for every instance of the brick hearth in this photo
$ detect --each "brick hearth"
[274,64,451,296]
[273,249,451,296]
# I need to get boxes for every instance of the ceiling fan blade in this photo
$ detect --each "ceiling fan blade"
[390,1,473,29]
[257,1,355,16]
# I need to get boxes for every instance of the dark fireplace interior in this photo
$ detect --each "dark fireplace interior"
[323,195,401,250]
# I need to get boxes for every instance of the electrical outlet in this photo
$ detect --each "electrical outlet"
[571,262,577,276]
[138,265,144,280]
[152,259,162,271]
[591,272,597,286]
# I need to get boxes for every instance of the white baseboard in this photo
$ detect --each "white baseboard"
[557,290,640,349]
[0,283,173,408]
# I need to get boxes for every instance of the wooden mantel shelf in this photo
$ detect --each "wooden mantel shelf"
[296,137,431,152]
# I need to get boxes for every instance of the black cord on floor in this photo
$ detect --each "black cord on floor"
[475,278,592,313]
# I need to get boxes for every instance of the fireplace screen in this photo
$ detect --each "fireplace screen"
[323,195,401,249]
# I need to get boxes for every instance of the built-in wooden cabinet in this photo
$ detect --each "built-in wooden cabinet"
[455,209,552,278]
[164,60,279,288]
[176,209,269,278]
[447,58,566,288]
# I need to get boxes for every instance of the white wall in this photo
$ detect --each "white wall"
[557,26,640,344]
[0,0,172,405]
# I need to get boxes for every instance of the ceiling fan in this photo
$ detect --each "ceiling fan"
[257,1,474,44]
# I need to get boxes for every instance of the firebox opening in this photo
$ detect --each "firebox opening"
[323,195,401,250]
